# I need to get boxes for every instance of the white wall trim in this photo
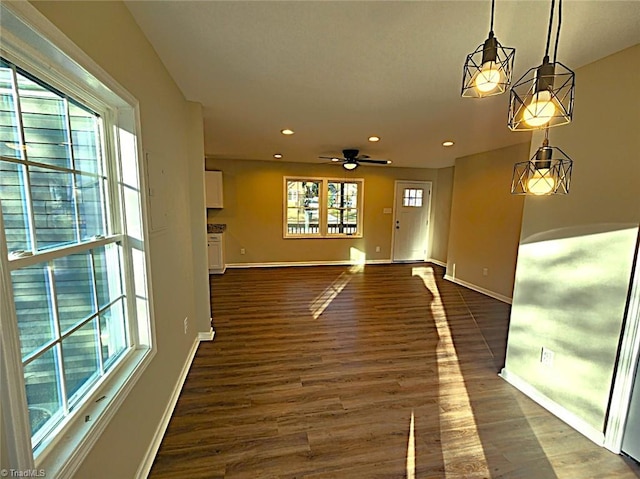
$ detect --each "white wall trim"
[135,332,214,479]
[428,258,447,268]
[198,328,215,341]
[444,274,512,304]
[226,259,393,269]
[500,368,606,447]
[605,234,640,453]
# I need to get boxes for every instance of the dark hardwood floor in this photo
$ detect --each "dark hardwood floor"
[149,263,640,478]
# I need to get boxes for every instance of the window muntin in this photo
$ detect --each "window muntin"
[403,188,423,207]
[0,58,129,449]
[284,177,363,238]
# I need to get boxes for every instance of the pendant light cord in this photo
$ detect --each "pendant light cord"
[544,0,556,59]
[553,0,562,63]
[490,0,495,33]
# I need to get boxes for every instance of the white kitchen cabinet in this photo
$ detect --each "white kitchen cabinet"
[205,171,223,208]
[208,233,225,274]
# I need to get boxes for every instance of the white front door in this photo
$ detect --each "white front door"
[392,181,432,262]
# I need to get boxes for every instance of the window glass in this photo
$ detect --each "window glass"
[62,319,100,404]
[29,165,78,250]
[284,177,363,238]
[54,252,96,334]
[0,63,22,159]
[0,57,133,452]
[328,181,359,235]
[286,180,321,235]
[11,263,55,360]
[24,347,63,437]
[0,161,31,252]
[100,299,127,370]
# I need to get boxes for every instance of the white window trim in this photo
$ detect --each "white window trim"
[0,4,157,478]
[283,176,364,239]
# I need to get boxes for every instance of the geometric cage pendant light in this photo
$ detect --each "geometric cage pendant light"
[508,0,575,130]
[461,0,515,98]
[511,129,573,195]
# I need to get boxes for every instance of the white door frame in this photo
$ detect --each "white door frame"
[391,180,432,262]
[604,234,640,453]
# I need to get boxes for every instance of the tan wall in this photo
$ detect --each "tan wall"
[430,166,454,264]
[505,44,640,432]
[205,159,452,265]
[446,143,528,300]
[28,2,210,477]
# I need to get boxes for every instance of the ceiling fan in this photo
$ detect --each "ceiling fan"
[319,149,391,170]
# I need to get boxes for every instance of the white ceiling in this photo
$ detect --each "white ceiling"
[125,1,640,169]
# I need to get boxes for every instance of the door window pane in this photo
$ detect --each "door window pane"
[11,263,55,360]
[403,188,423,207]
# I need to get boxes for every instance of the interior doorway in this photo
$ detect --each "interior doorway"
[392,180,432,262]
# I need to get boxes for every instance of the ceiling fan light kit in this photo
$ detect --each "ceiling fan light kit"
[461,0,515,98]
[319,149,391,170]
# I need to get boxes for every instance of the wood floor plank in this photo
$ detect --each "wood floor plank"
[149,263,640,478]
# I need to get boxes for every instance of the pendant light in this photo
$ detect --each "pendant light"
[461,0,515,98]
[511,128,572,195]
[508,0,575,131]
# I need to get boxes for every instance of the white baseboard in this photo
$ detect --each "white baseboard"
[499,368,606,447]
[443,274,512,304]
[428,258,447,267]
[136,330,215,478]
[198,327,215,341]
[226,259,393,269]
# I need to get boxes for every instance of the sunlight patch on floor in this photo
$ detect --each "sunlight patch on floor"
[412,266,491,478]
[406,410,416,479]
[309,248,365,319]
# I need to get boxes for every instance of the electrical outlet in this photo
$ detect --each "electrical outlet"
[375,246,381,253]
[483,267,488,276]
[240,248,246,255]
[541,347,554,367]
[184,317,188,335]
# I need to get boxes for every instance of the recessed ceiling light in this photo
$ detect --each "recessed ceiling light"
[280,129,295,135]
[368,136,380,142]
[273,153,282,159]
[442,140,455,147]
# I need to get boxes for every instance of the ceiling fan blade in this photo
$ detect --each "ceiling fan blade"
[319,155,339,160]
[358,158,391,165]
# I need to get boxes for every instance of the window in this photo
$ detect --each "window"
[403,188,424,207]
[284,177,363,238]
[0,4,152,474]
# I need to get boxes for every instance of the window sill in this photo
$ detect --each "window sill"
[35,346,156,479]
